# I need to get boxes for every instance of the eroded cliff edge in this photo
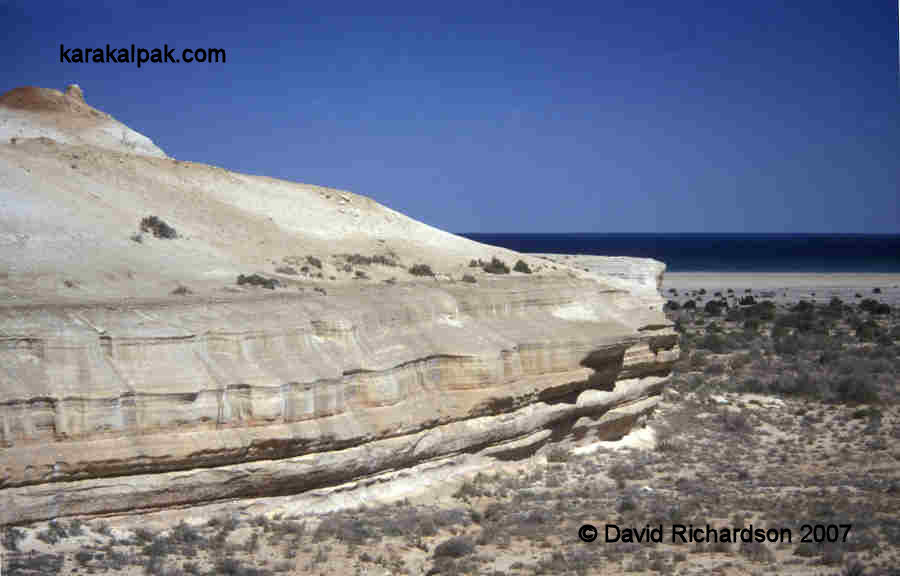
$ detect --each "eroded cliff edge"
[0,86,677,525]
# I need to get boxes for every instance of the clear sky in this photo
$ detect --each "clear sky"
[2,1,898,233]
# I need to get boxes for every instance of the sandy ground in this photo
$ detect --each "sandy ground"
[664,273,900,306]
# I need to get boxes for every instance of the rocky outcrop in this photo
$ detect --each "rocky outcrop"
[0,85,167,158]
[535,254,666,295]
[0,278,677,524]
[64,84,85,102]
[0,86,677,525]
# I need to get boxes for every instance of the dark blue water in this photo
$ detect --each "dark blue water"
[458,234,900,273]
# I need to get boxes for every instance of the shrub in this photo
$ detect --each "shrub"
[468,259,480,267]
[171,285,192,296]
[307,255,322,269]
[704,362,726,376]
[139,215,177,239]
[774,335,800,355]
[434,536,475,558]
[75,550,93,564]
[409,263,435,277]
[237,274,279,289]
[704,300,726,316]
[665,300,681,311]
[345,253,398,267]
[682,299,696,310]
[859,299,890,315]
[854,319,882,342]
[482,257,510,274]
[738,295,756,306]
[130,233,143,243]
[513,259,532,274]
[700,333,727,353]
[354,270,369,279]
[461,274,477,283]
[725,308,743,322]
[832,375,879,405]
[275,266,298,275]
[720,410,752,433]
[872,287,882,294]
[746,300,776,321]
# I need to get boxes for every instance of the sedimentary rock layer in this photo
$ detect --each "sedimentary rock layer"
[0,277,676,523]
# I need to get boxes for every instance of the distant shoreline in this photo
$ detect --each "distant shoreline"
[663,272,900,306]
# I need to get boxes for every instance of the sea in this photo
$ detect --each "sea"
[458,234,900,273]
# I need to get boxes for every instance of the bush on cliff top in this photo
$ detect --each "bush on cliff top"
[140,215,177,239]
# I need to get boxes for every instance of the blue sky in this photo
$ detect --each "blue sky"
[2,1,897,233]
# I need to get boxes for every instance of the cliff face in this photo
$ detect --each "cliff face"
[0,86,677,525]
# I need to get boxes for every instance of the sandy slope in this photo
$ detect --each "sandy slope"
[0,86,573,305]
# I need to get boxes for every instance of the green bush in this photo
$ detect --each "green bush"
[513,259,532,274]
[461,274,477,283]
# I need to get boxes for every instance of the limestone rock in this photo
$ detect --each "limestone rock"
[0,86,677,524]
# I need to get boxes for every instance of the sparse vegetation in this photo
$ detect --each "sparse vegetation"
[513,259,532,274]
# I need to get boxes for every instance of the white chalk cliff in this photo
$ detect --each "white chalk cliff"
[0,86,678,524]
